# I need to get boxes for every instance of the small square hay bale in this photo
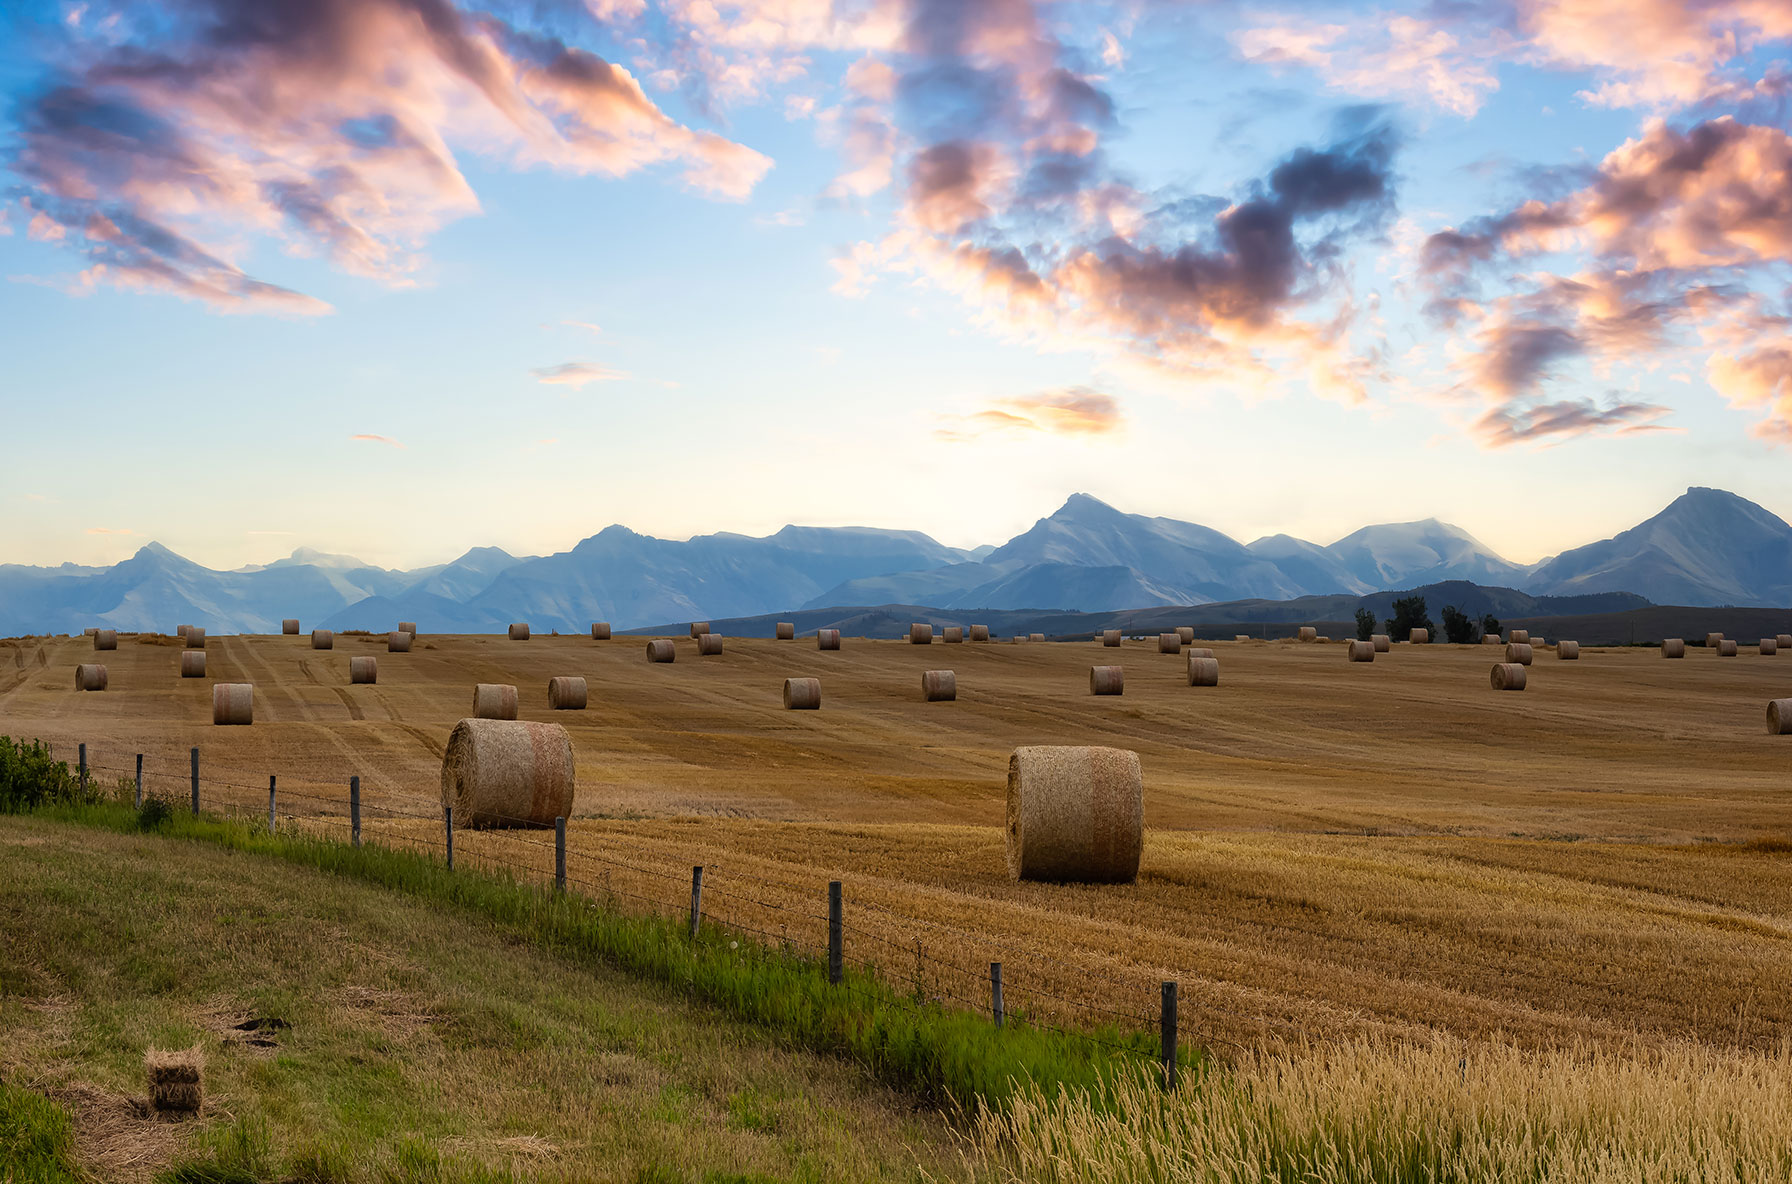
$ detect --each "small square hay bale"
[145,1046,204,1117]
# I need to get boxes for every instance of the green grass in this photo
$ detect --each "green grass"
[0,1082,82,1184]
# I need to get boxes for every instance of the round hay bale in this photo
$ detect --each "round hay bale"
[1089,665,1124,695]
[472,683,518,720]
[1768,699,1792,735]
[509,623,531,641]
[1490,663,1527,691]
[698,633,724,656]
[1760,638,1778,655]
[1706,632,1724,649]
[1483,633,1503,644]
[816,629,841,651]
[1187,655,1219,686]
[783,677,821,710]
[775,622,795,640]
[440,718,574,829]
[548,676,587,710]
[282,619,300,635]
[1509,629,1530,644]
[1372,634,1390,652]
[184,626,205,649]
[690,622,710,639]
[1662,638,1686,658]
[1005,746,1142,883]
[1298,626,1317,642]
[74,663,107,692]
[93,629,117,651]
[1558,640,1580,660]
[1316,636,1332,643]
[1410,628,1429,644]
[83,626,98,637]
[1012,635,1027,644]
[910,623,933,645]
[180,650,205,678]
[212,683,253,724]
[400,621,418,636]
[970,625,990,642]
[1187,647,1215,659]
[647,640,676,664]
[350,656,378,685]
[388,631,413,653]
[1719,639,1739,656]
[943,626,964,643]
[1176,627,1194,644]
[1347,640,1375,662]
[311,630,334,650]
[922,670,956,702]
[1029,632,1045,642]
[1778,633,1792,649]
[1234,634,1250,643]
[1157,633,1181,654]
[1505,642,1534,666]
[1101,629,1121,647]
[592,622,611,641]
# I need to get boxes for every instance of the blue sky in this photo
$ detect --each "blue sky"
[2,0,1789,571]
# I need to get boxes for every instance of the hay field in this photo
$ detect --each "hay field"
[6,629,1792,1054]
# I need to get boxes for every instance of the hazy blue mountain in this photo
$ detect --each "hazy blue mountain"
[1526,487,1792,606]
[1326,519,1527,590]
[400,546,524,602]
[1246,534,1374,596]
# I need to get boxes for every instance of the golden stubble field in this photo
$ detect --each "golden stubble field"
[7,628,1792,1055]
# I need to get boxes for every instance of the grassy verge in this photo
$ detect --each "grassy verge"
[0,1082,81,1184]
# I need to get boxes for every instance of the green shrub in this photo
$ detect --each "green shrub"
[0,737,95,814]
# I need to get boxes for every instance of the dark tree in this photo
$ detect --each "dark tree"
[1481,612,1501,641]
[1386,595,1436,641]
[1441,604,1475,644]
[1355,607,1376,641]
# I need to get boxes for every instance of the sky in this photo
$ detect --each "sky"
[1,0,1790,572]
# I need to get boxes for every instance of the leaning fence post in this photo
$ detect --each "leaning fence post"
[991,962,1005,1029]
[555,817,566,893]
[190,747,199,815]
[1161,981,1179,1090]
[828,881,843,985]
[134,753,143,809]
[445,805,454,871]
[267,775,276,834]
[350,776,361,847]
[689,865,704,941]
[78,743,87,796]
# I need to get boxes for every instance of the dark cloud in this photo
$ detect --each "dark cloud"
[1475,396,1673,447]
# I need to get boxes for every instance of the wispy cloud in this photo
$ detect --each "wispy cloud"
[937,387,1125,442]
[350,433,405,448]
[85,527,138,536]
[532,362,627,387]
[558,320,603,335]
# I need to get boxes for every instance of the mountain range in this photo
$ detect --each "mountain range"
[1,487,1786,636]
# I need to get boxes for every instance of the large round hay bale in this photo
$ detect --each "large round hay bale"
[699,632,724,656]
[400,621,418,636]
[350,656,378,685]
[1101,629,1121,647]
[184,626,205,649]
[212,683,253,724]
[1298,627,1317,642]
[690,622,710,639]
[1768,699,1792,735]
[180,650,206,678]
[312,630,334,650]
[1187,647,1215,659]
[1558,640,1580,660]
[1012,635,1027,644]
[1157,633,1181,654]
[943,626,964,643]
[783,677,821,710]
[1089,665,1123,695]
[647,639,676,663]
[282,619,300,635]
[388,631,413,653]
[1483,633,1503,644]
[922,670,956,702]
[509,623,530,641]
[1187,655,1220,686]
[1372,634,1390,652]
[1662,638,1686,658]
[1234,634,1250,643]
[816,629,841,651]
[1005,746,1142,883]
[1176,627,1194,645]
[1719,639,1739,657]
[970,624,990,642]
[548,676,587,710]
[93,629,117,651]
[1760,638,1778,656]
[775,622,794,640]
[1490,663,1527,691]
[1410,628,1429,644]
[1706,632,1724,649]
[1505,642,1534,666]
[1028,632,1045,642]
[910,623,933,645]
[1778,633,1792,649]
[440,718,575,829]
[75,663,107,692]
[1509,629,1530,644]
[1347,640,1375,662]
[592,622,611,640]
[1316,636,1331,643]
[472,683,518,720]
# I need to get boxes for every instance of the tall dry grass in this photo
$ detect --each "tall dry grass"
[974,1036,1792,1183]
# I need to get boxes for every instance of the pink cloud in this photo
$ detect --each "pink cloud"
[532,361,626,387]
[937,386,1124,441]
[350,434,405,448]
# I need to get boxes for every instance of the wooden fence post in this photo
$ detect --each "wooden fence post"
[828,881,843,985]
[189,747,199,814]
[689,866,704,941]
[134,753,142,809]
[445,806,454,871]
[267,776,276,833]
[991,962,1004,1029]
[78,743,87,796]
[1161,981,1179,1090]
[350,776,361,847]
[555,817,566,893]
